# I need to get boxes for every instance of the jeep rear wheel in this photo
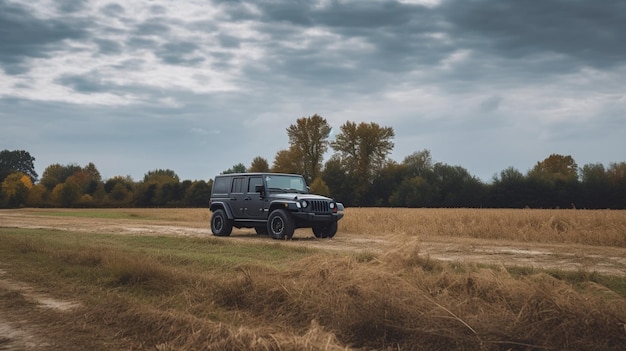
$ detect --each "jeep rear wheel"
[211,209,232,236]
[268,209,295,239]
[312,221,338,238]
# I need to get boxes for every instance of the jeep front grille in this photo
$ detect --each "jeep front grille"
[309,200,330,213]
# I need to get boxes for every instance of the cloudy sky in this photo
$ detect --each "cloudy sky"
[1,0,625,183]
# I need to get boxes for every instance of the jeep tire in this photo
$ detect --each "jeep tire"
[312,221,338,238]
[211,209,233,236]
[268,209,295,240]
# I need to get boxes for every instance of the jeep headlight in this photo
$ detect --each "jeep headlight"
[329,202,335,209]
[301,200,308,208]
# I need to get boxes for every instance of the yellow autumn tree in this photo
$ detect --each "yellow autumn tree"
[1,172,33,207]
[309,177,330,196]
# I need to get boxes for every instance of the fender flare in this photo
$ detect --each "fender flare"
[210,201,235,220]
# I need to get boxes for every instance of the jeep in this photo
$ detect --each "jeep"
[209,173,344,239]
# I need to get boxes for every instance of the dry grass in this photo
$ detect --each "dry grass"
[204,247,626,350]
[22,207,626,247]
[3,208,626,350]
[32,240,624,350]
[340,208,626,247]
[2,226,626,351]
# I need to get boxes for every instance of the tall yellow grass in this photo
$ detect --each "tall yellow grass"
[339,208,626,247]
[18,207,626,247]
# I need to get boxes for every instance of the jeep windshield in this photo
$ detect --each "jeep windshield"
[265,175,307,193]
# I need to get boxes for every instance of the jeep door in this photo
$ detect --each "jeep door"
[229,177,245,218]
[244,176,266,219]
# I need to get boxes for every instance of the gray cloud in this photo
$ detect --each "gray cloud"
[0,2,88,74]
[442,0,626,69]
[55,0,87,13]
[156,42,205,66]
[55,74,109,93]
[100,3,125,17]
[93,39,124,55]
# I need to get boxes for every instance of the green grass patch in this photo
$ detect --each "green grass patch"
[504,264,626,298]
[0,227,319,284]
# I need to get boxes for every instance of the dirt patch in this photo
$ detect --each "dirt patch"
[0,268,81,350]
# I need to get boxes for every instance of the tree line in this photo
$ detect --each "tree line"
[1,115,625,209]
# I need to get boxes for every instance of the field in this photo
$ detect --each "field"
[1,208,625,350]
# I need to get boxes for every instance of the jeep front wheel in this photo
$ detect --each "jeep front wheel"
[312,221,338,238]
[267,209,295,239]
[211,209,232,236]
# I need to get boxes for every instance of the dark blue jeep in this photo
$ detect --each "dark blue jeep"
[209,173,344,239]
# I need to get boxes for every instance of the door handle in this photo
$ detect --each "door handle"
[244,197,251,200]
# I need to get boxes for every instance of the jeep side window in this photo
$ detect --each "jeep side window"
[231,178,244,193]
[213,177,230,194]
[248,177,263,193]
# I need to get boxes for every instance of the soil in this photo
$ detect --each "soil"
[1,209,626,349]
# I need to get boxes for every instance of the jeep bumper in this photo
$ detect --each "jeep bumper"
[291,212,344,222]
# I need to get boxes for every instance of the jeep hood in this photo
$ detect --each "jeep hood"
[272,193,334,201]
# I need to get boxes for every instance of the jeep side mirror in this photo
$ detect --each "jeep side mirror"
[255,185,265,195]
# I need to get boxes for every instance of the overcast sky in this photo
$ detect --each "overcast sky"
[1,0,625,183]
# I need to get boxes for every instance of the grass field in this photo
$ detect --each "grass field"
[1,208,625,350]
[340,208,626,247]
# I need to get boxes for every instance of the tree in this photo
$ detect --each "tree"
[431,163,484,207]
[68,163,103,195]
[371,161,407,206]
[26,184,48,207]
[383,150,435,207]
[0,150,38,183]
[109,182,132,203]
[40,163,82,190]
[143,169,179,183]
[529,154,578,182]
[184,180,212,206]
[528,154,579,208]
[403,150,433,179]
[330,121,394,205]
[104,176,135,206]
[309,177,330,196]
[607,162,626,184]
[138,169,181,206]
[52,178,81,207]
[222,163,247,174]
[490,167,528,208]
[286,114,332,182]
[389,176,434,207]
[322,156,351,204]
[1,172,33,207]
[606,162,626,208]
[249,156,270,172]
[579,163,609,208]
[271,150,300,174]
[104,176,134,193]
